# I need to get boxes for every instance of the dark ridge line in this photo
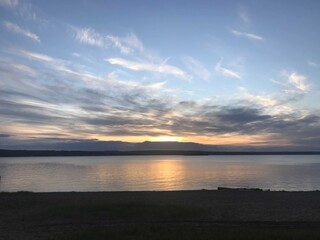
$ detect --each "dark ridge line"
[1,149,320,157]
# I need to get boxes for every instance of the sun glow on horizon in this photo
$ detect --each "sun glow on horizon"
[155,136,185,142]
[89,133,292,147]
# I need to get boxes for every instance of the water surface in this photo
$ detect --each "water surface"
[0,155,319,192]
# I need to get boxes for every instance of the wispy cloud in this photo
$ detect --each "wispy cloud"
[0,57,38,77]
[283,71,309,93]
[239,87,293,115]
[74,27,144,55]
[0,0,38,21]
[308,61,319,68]
[0,0,18,8]
[16,48,101,86]
[239,87,277,107]
[106,35,131,54]
[74,28,104,47]
[238,7,250,24]
[215,61,241,79]
[106,58,191,81]
[72,52,81,57]
[3,21,40,42]
[106,32,146,55]
[73,28,182,81]
[231,29,264,41]
[15,48,173,94]
[106,32,147,56]
[270,70,310,103]
[19,49,54,63]
[121,33,144,53]
[183,56,211,81]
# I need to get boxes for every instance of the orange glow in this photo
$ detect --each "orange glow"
[91,134,186,143]
[8,123,292,147]
[188,133,292,146]
[154,136,185,142]
[92,133,291,146]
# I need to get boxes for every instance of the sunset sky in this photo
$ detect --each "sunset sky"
[1,0,320,150]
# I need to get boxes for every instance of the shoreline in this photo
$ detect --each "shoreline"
[1,149,320,157]
[1,188,320,193]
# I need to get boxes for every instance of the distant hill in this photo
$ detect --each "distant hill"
[1,142,320,157]
[1,140,223,152]
[1,140,320,156]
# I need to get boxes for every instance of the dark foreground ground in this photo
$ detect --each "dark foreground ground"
[1,190,320,240]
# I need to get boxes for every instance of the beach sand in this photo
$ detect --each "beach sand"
[1,190,320,239]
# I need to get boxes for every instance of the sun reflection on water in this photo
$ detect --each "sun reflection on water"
[91,158,186,191]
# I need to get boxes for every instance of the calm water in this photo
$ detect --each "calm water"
[0,155,320,192]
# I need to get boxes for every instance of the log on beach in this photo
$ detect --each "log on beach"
[217,187,264,191]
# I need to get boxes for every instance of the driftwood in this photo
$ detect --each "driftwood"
[217,187,264,191]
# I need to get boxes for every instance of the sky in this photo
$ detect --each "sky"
[0,0,320,150]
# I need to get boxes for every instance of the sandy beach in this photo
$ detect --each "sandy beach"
[1,190,320,239]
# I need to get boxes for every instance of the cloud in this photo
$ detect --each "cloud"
[215,61,241,79]
[238,7,250,24]
[3,47,320,150]
[5,47,173,102]
[0,0,38,21]
[19,49,55,62]
[73,27,144,55]
[17,49,100,84]
[106,58,191,81]
[106,35,131,54]
[3,21,40,42]
[73,29,186,80]
[105,33,145,55]
[239,88,277,108]
[1,49,176,143]
[238,87,295,116]
[308,61,319,68]
[231,29,264,41]
[215,107,271,124]
[269,70,310,107]
[0,133,11,137]
[2,69,320,149]
[72,52,81,57]
[121,33,144,53]
[105,33,146,55]
[0,0,18,8]
[73,28,167,67]
[0,57,38,78]
[183,56,211,81]
[74,28,104,47]
[164,102,320,149]
[15,49,172,95]
[287,73,309,92]
[16,0,37,21]
[281,70,309,93]
[4,84,320,149]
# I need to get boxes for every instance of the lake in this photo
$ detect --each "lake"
[0,155,320,192]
